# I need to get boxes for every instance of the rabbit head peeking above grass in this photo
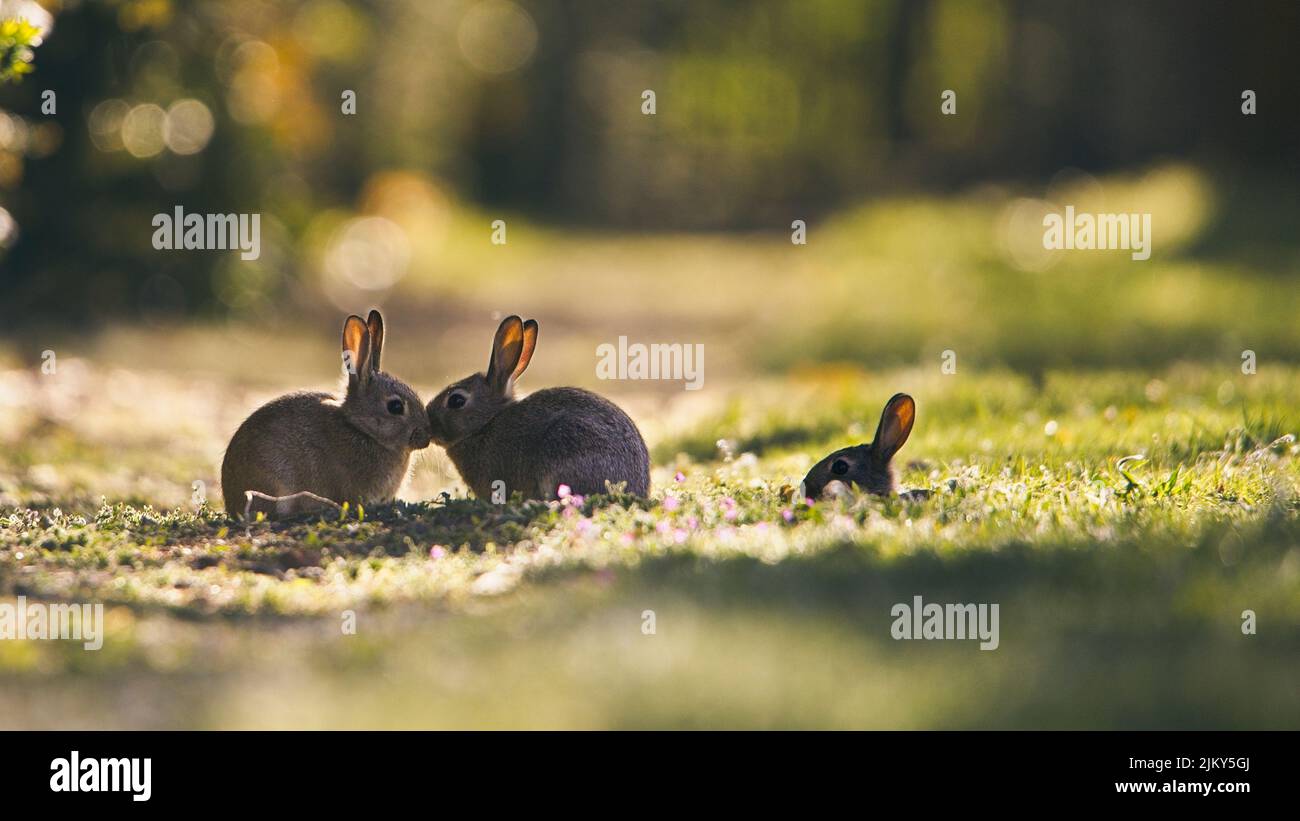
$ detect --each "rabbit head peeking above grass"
[801,393,915,499]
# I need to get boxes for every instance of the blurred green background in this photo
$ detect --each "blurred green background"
[0,0,1297,343]
[0,1,1297,729]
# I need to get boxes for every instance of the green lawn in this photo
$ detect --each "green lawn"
[2,178,1298,728]
[1,361,1296,728]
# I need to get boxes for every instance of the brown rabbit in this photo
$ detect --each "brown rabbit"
[801,393,915,499]
[426,315,650,501]
[220,310,432,518]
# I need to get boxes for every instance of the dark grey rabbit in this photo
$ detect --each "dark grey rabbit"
[801,393,915,499]
[221,310,432,518]
[426,315,650,501]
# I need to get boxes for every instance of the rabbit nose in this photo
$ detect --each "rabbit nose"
[424,412,443,443]
[411,428,431,449]
[800,474,822,499]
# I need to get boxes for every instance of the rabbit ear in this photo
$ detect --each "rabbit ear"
[512,319,538,382]
[486,315,525,394]
[342,315,372,386]
[872,393,914,464]
[366,310,384,372]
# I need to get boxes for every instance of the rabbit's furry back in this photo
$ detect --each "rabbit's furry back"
[444,386,650,501]
[221,391,416,516]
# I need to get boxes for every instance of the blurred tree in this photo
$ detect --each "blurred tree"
[0,0,1296,325]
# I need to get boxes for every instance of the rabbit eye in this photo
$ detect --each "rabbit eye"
[447,392,467,409]
[831,458,850,476]
[386,399,405,415]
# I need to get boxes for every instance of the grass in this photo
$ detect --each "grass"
[2,174,1298,728]
[1,362,1297,728]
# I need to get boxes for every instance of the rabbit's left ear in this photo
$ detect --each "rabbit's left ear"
[872,393,914,463]
[487,315,525,394]
[342,315,372,386]
[366,310,384,372]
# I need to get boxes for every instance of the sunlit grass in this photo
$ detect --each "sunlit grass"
[0,359,1296,728]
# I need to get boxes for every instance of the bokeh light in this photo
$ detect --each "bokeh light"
[0,111,24,152]
[225,40,281,125]
[999,197,1058,273]
[0,205,16,248]
[324,216,410,292]
[120,103,167,158]
[457,0,538,75]
[88,99,130,152]
[163,99,215,155]
[293,0,369,63]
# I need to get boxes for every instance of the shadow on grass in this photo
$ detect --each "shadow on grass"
[516,511,1300,728]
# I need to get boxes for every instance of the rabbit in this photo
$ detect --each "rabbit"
[800,393,915,499]
[220,310,432,518]
[426,315,651,501]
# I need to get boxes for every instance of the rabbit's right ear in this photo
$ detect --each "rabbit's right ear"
[513,319,538,382]
[871,393,914,464]
[342,314,373,386]
[366,310,385,372]
[486,315,525,394]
